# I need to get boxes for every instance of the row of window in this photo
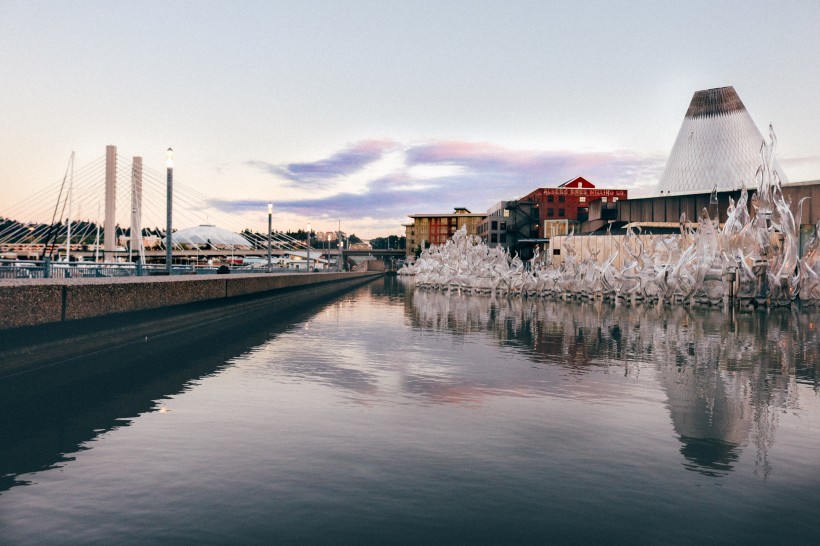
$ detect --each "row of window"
[545,195,619,204]
[429,218,459,226]
[546,209,566,217]
[477,221,507,234]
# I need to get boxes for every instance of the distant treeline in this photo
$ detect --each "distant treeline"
[1,217,404,250]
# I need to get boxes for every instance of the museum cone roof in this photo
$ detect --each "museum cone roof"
[657,86,788,195]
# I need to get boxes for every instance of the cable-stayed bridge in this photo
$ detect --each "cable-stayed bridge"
[1,145,316,263]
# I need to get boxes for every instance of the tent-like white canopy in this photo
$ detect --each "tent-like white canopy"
[174,225,252,248]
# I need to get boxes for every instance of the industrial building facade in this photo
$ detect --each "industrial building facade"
[476,200,541,260]
[406,178,629,259]
[523,177,628,238]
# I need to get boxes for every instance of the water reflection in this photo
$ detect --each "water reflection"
[401,280,818,476]
[0,279,372,494]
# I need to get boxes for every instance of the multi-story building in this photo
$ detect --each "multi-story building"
[523,176,628,238]
[477,200,539,259]
[476,202,510,247]
[405,208,486,258]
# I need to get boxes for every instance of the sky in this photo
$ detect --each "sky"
[1,0,819,238]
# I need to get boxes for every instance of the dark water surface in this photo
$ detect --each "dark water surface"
[1,277,819,544]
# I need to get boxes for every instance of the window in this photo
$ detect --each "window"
[553,248,561,255]
[601,197,607,203]
[491,221,498,230]
[500,234,506,244]
[500,222,506,230]
[491,234,497,243]
[579,196,586,203]
[503,209,510,217]
[547,195,554,202]
[548,208,554,217]
[559,208,565,216]
[559,195,565,203]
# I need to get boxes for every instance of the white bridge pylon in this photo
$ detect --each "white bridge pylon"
[0,145,310,259]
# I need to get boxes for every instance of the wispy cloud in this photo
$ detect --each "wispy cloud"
[405,141,665,187]
[246,139,397,189]
[226,139,665,235]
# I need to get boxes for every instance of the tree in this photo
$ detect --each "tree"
[370,235,406,250]
[413,240,430,258]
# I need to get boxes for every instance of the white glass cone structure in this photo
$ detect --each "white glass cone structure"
[657,86,788,195]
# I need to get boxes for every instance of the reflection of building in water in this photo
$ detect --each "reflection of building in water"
[655,309,810,477]
[659,362,752,477]
[403,282,814,477]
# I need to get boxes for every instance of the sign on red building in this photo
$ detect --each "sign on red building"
[523,176,628,237]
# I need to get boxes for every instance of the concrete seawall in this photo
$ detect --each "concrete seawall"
[0,272,380,330]
[0,272,383,377]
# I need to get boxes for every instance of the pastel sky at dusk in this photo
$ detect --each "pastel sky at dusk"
[2,0,819,238]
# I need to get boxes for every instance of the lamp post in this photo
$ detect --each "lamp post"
[306,222,311,273]
[165,147,174,275]
[267,203,273,272]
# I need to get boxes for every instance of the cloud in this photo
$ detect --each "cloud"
[223,139,666,235]
[246,139,397,189]
[405,141,665,188]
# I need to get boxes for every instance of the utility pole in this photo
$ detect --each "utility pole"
[338,220,342,272]
[165,147,174,274]
[267,203,273,272]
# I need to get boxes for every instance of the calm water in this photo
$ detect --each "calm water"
[1,277,819,544]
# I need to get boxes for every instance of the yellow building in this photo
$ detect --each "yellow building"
[405,208,486,258]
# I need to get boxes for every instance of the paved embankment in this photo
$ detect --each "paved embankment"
[0,272,380,330]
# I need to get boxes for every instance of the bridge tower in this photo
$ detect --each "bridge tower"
[130,156,145,264]
[104,145,117,261]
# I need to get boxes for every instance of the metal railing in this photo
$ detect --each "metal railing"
[0,259,316,279]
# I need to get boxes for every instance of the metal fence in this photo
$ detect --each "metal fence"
[0,260,299,279]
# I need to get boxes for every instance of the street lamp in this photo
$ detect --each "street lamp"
[306,222,311,273]
[165,147,174,274]
[267,203,273,272]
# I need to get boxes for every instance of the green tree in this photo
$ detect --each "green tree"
[370,235,406,250]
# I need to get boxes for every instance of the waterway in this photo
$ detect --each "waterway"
[1,277,819,544]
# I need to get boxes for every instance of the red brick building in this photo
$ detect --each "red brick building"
[523,177,628,237]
